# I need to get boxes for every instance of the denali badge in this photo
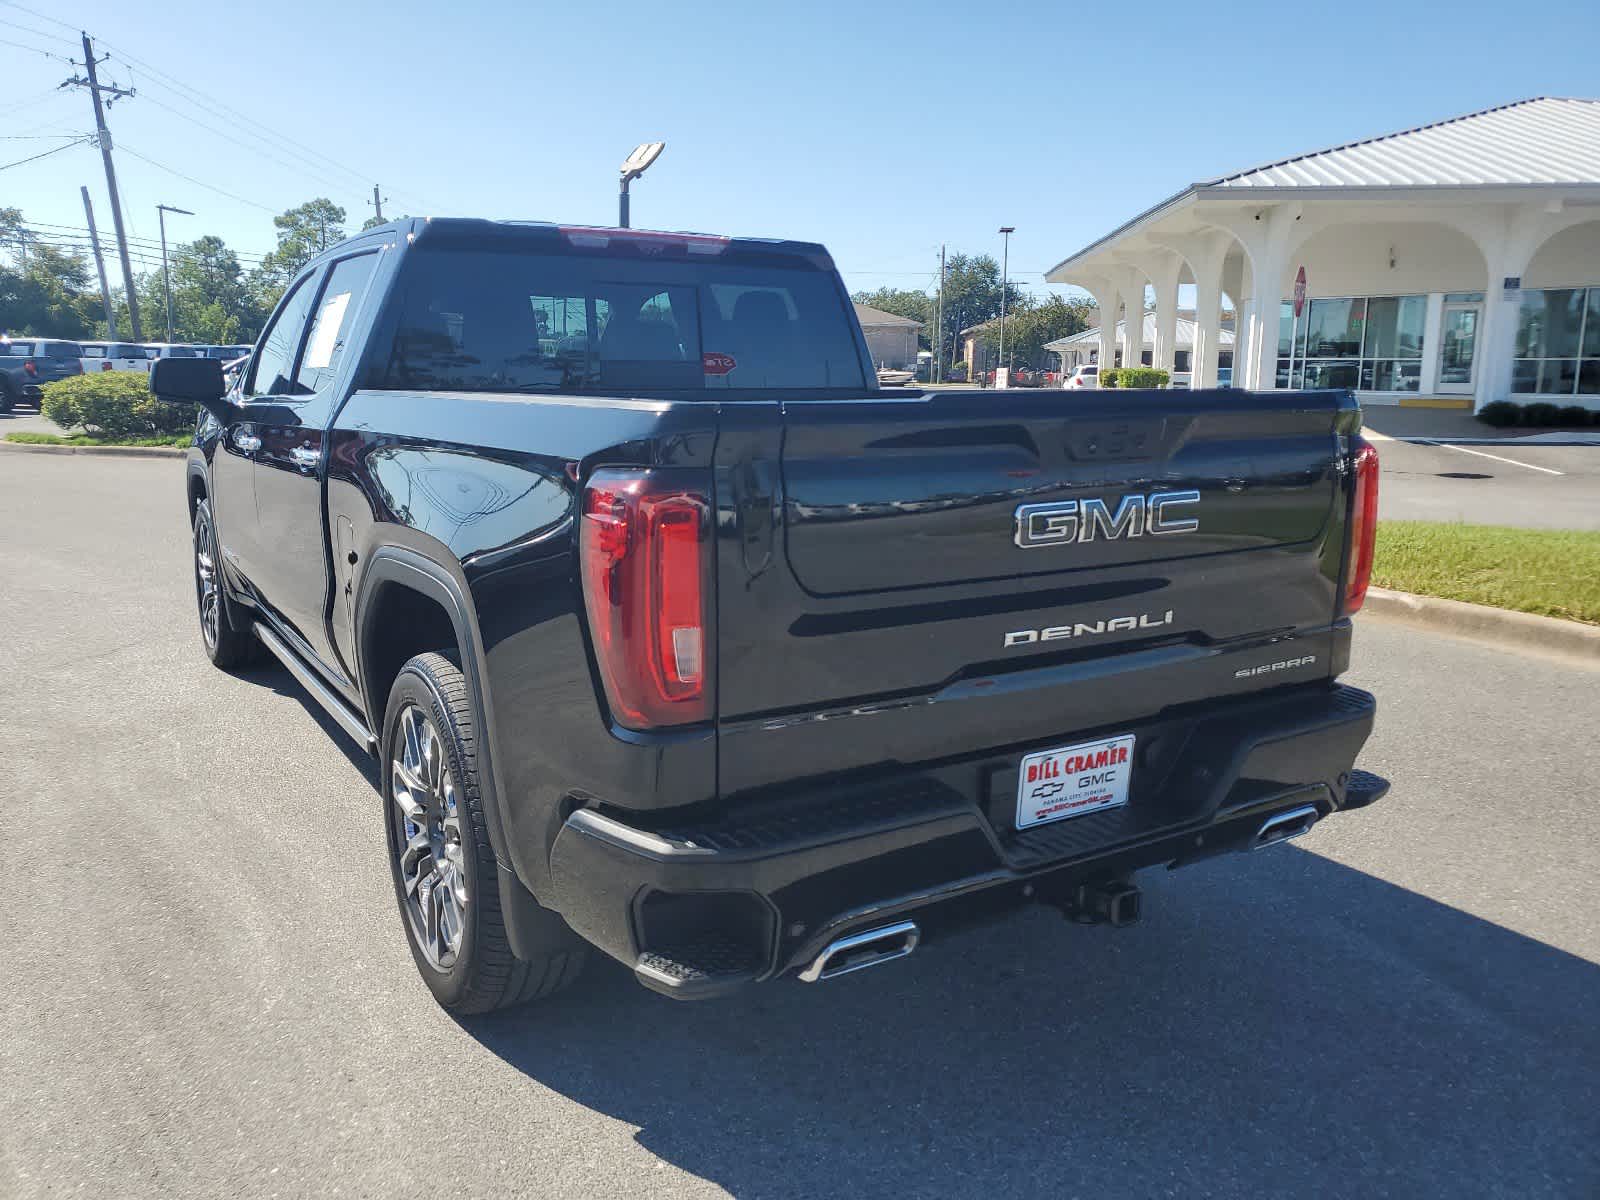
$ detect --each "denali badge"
[1013,490,1200,548]
[1005,609,1173,648]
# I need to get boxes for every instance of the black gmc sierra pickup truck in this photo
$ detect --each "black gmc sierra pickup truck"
[153,218,1388,1013]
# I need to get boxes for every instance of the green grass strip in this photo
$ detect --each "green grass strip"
[5,432,190,448]
[1374,520,1600,625]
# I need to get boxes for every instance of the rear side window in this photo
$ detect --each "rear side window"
[376,246,864,394]
[83,345,108,359]
[294,252,378,393]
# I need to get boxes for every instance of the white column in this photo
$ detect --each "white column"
[1417,292,1445,396]
[1239,247,1287,391]
[1120,275,1147,368]
[1476,258,1522,409]
[1217,207,1296,392]
[1192,254,1225,389]
[1234,297,1256,388]
[1152,260,1180,374]
[1088,286,1118,370]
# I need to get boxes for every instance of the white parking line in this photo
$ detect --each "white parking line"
[1417,438,1565,476]
[1361,428,1394,442]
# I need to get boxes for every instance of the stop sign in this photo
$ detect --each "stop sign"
[1293,266,1308,318]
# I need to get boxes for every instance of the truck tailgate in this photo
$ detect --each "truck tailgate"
[712,388,1360,793]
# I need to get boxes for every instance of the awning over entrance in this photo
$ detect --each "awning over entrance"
[1046,98,1600,410]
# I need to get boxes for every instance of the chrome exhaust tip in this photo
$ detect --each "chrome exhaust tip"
[798,921,920,983]
[1253,803,1320,850]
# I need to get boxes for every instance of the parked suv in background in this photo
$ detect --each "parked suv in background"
[152,217,1387,1015]
[1064,364,1099,389]
[0,338,84,410]
[80,342,154,373]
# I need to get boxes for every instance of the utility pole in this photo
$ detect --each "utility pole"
[157,204,193,342]
[66,33,142,341]
[370,184,385,223]
[936,244,946,384]
[81,186,116,336]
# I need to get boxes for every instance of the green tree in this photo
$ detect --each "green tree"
[851,286,933,348]
[0,213,100,339]
[251,198,347,305]
[932,253,1026,370]
[166,236,262,342]
[980,294,1097,369]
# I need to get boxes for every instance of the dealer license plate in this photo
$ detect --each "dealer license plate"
[1016,734,1136,830]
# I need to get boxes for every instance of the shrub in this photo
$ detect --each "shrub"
[1519,401,1563,427]
[1116,367,1171,390]
[1098,367,1121,389]
[41,372,195,441]
[1557,405,1596,427]
[1476,401,1522,427]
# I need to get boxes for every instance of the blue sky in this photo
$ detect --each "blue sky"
[3,0,1597,299]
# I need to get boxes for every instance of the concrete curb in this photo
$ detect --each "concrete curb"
[0,439,186,459]
[1362,586,1600,664]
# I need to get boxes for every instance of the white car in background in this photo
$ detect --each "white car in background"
[79,342,153,374]
[1064,365,1099,389]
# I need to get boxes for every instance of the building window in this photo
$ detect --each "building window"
[1277,295,1425,392]
[1513,288,1600,396]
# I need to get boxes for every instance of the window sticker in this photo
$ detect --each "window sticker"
[303,291,352,371]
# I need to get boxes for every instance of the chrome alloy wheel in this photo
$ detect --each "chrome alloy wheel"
[390,704,468,969]
[194,511,221,649]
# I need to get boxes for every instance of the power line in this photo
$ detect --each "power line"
[132,91,370,211]
[117,142,283,215]
[0,86,68,118]
[24,228,269,264]
[0,134,92,171]
[0,14,75,43]
[0,33,72,61]
[100,42,442,214]
[0,1,78,32]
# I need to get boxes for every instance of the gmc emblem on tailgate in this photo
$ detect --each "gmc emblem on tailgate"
[1013,490,1200,548]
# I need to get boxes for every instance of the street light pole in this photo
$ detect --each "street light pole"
[998,226,1015,376]
[157,204,194,342]
[618,142,666,229]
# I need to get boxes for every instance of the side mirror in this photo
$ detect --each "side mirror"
[151,357,231,422]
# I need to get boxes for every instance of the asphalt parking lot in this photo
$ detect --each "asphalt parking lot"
[2,452,1598,1199]
[1370,432,1600,528]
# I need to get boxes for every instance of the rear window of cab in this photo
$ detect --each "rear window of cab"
[373,244,866,394]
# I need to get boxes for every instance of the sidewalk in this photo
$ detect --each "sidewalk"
[1361,406,1599,443]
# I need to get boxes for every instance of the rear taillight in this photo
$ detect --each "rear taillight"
[580,468,713,729]
[1343,438,1380,614]
[101,362,114,371]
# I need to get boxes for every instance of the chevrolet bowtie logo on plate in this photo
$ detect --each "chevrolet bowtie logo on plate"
[1013,490,1201,548]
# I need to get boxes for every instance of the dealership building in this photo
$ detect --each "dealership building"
[1045,97,1600,410]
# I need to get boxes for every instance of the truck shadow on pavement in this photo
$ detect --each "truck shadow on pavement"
[462,848,1599,1199]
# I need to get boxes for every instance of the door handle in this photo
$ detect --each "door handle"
[232,429,261,454]
[289,445,321,468]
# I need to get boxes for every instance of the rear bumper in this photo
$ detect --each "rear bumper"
[549,683,1385,998]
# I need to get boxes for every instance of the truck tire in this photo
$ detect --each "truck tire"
[382,652,585,1013]
[191,498,261,669]
[0,379,14,413]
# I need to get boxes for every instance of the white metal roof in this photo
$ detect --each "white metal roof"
[1208,97,1600,190]
[1047,97,1600,281]
[1044,315,1234,351]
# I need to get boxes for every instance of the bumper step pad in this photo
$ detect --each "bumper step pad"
[1342,768,1390,810]
[635,933,765,1000]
